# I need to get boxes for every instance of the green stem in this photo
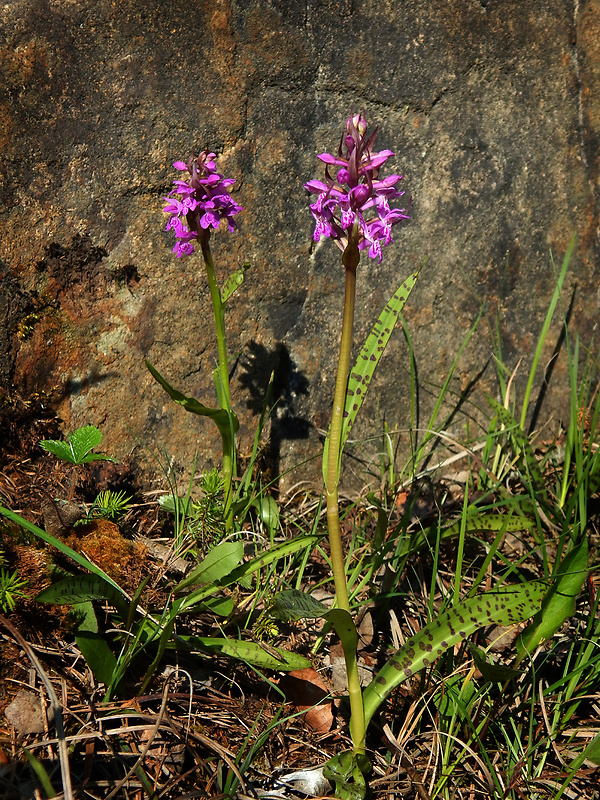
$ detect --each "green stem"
[325,260,356,613]
[325,227,365,754]
[200,235,235,531]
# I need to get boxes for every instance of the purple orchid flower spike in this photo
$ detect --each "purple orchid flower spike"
[163,150,243,257]
[304,112,409,262]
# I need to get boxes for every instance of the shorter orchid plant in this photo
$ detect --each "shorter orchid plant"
[146,150,246,532]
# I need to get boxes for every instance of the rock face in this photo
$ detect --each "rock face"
[1,0,598,493]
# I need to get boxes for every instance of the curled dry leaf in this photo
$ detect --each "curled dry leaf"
[280,667,334,734]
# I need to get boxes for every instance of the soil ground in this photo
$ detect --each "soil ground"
[0,391,599,800]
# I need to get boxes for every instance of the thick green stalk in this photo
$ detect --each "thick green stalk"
[325,227,365,753]
[200,236,235,531]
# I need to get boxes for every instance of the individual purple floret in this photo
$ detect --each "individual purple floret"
[304,112,409,261]
[163,150,243,257]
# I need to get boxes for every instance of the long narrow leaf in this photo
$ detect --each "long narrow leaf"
[176,534,319,596]
[323,272,419,483]
[342,271,419,448]
[520,236,575,430]
[187,636,310,671]
[516,538,588,662]
[145,360,239,433]
[36,575,129,620]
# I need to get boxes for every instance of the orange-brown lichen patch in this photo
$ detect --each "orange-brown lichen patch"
[64,519,146,585]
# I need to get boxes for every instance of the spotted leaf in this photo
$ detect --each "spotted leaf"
[362,581,547,725]
[323,271,419,483]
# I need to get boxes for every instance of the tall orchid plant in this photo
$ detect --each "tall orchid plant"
[269,114,547,798]
[306,112,410,749]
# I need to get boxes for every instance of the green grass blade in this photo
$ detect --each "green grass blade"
[22,749,56,799]
[486,395,547,499]
[408,308,483,476]
[520,236,575,430]
[362,581,546,726]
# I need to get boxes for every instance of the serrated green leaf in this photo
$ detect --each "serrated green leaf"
[68,425,103,461]
[40,426,115,465]
[190,636,310,671]
[272,589,329,621]
[145,360,239,434]
[517,538,588,662]
[363,581,546,725]
[39,439,76,463]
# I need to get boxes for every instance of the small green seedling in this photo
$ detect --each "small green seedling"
[39,425,116,466]
[40,425,117,501]
[0,568,29,612]
[89,490,132,521]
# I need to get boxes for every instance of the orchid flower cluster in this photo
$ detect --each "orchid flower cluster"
[304,112,409,261]
[163,150,243,258]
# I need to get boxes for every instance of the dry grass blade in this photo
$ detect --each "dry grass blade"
[103,676,173,800]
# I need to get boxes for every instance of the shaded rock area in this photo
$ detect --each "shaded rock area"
[0,0,598,492]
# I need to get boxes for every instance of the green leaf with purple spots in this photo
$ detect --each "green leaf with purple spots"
[362,581,547,726]
[323,271,419,483]
[342,271,419,449]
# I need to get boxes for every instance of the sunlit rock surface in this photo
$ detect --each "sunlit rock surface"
[1,0,598,491]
